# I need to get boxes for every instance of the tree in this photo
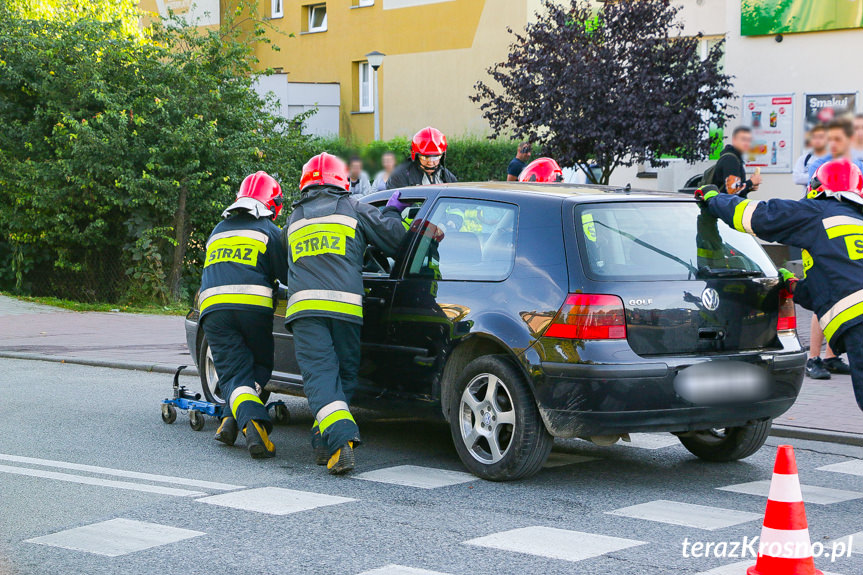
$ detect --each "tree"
[471,0,734,184]
[0,3,313,302]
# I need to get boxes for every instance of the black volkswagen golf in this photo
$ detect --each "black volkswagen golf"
[185,183,806,481]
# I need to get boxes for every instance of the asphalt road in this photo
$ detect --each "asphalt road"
[1,358,862,575]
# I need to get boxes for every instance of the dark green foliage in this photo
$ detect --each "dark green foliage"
[317,136,520,183]
[0,5,315,302]
[472,0,734,184]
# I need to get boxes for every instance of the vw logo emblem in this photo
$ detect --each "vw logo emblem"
[482,412,492,426]
[701,288,720,311]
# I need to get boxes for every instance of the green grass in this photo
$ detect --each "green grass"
[2,293,189,315]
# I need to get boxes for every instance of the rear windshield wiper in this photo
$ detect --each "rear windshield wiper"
[697,267,763,278]
[592,220,699,277]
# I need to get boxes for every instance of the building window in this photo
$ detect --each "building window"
[308,4,327,32]
[356,0,374,6]
[358,61,373,112]
[271,0,283,18]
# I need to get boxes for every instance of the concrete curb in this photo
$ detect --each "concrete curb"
[0,351,198,377]
[771,424,863,447]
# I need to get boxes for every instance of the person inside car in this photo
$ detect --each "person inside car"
[387,126,457,189]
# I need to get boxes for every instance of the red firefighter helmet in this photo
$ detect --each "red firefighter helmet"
[300,152,350,193]
[808,158,863,198]
[237,171,284,219]
[411,127,448,161]
[518,157,564,183]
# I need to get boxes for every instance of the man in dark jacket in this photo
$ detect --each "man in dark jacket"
[200,171,288,459]
[284,153,407,474]
[710,126,762,197]
[387,126,457,189]
[696,158,863,413]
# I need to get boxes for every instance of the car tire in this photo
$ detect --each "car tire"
[198,336,226,406]
[678,420,772,462]
[448,355,552,481]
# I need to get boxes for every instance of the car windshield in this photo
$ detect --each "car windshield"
[576,202,777,281]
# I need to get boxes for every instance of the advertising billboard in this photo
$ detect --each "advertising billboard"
[742,0,863,36]
[742,94,794,173]
[804,93,858,131]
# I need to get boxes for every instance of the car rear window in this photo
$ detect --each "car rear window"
[575,202,778,281]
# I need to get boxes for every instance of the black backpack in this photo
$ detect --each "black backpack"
[699,152,737,188]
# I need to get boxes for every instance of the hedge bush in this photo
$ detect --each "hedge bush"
[317,136,522,183]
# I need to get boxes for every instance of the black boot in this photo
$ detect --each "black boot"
[214,416,238,446]
[311,425,329,466]
[243,420,276,459]
[326,441,356,475]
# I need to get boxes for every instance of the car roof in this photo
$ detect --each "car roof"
[367,182,692,204]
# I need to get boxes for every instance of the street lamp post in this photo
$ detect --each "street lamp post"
[366,51,385,141]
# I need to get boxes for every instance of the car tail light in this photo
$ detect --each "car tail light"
[543,294,627,340]
[777,288,796,334]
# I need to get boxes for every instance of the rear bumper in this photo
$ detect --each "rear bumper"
[535,351,806,438]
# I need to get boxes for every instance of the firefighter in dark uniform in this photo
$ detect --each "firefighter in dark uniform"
[200,171,288,458]
[696,158,863,412]
[284,153,407,474]
[387,126,457,189]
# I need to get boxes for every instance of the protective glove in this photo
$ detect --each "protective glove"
[386,190,409,212]
[778,267,798,292]
[694,185,720,205]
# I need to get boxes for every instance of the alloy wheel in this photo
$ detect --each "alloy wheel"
[458,372,516,464]
[205,346,224,404]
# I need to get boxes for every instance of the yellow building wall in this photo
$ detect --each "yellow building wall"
[382,0,527,140]
[255,0,506,143]
[139,0,528,142]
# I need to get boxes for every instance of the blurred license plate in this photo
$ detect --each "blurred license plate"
[674,361,769,405]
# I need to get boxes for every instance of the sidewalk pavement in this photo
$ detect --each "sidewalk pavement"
[0,295,192,374]
[0,295,860,443]
[772,306,863,441]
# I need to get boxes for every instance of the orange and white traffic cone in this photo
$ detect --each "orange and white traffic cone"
[747,445,822,575]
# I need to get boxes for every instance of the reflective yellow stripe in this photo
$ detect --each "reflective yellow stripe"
[801,249,813,278]
[318,409,356,434]
[200,294,273,313]
[200,284,273,300]
[316,401,350,424]
[287,223,356,244]
[286,299,362,318]
[822,216,863,238]
[231,393,264,420]
[732,199,760,234]
[207,236,268,253]
[288,289,363,307]
[287,215,357,237]
[206,230,269,250]
[820,289,863,342]
[825,224,863,239]
[697,248,723,258]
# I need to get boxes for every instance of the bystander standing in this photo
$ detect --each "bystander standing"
[348,155,372,197]
[506,142,531,181]
[852,113,863,163]
[807,117,863,178]
[802,117,863,379]
[373,151,397,192]
[792,125,829,191]
[708,126,762,196]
